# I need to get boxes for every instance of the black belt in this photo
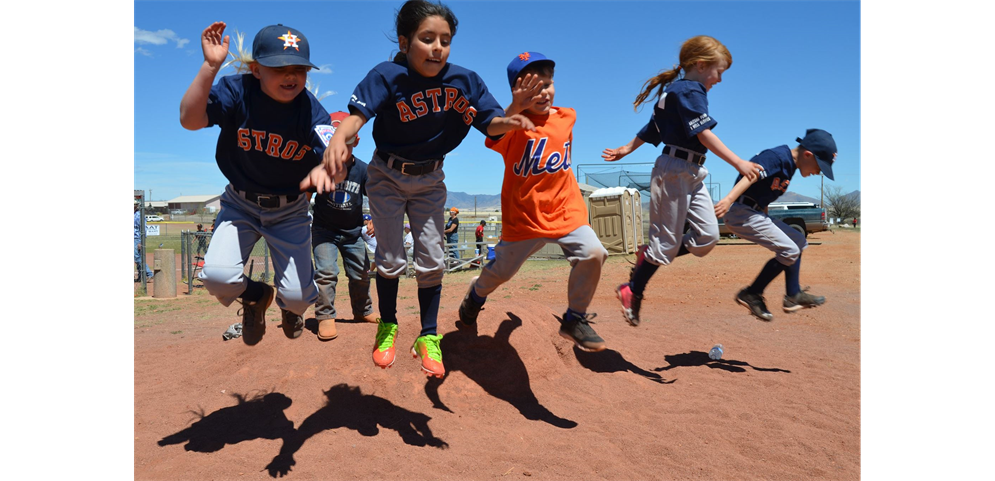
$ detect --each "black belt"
[737,195,762,211]
[240,191,299,208]
[663,145,706,166]
[376,151,443,176]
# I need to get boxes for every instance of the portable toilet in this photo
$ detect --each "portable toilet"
[588,187,640,254]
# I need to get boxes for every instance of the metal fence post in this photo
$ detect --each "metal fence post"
[180,230,187,284]
[263,241,270,283]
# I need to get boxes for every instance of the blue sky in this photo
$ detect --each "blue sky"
[134,0,860,202]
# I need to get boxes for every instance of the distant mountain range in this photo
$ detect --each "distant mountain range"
[445,191,502,212]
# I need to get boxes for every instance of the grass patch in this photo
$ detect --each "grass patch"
[134,302,182,317]
[170,331,183,335]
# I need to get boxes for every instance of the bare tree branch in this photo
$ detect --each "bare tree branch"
[822,185,860,221]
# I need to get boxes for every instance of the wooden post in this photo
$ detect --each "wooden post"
[153,249,177,298]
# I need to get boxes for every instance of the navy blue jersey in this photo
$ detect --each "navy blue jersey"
[635,79,717,154]
[311,156,369,235]
[206,74,333,195]
[737,145,797,209]
[347,60,505,161]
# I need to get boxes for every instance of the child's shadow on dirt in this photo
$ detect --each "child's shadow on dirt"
[265,383,447,477]
[425,312,577,429]
[572,347,675,384]
[653,351,792,373]
[157,391,294,454]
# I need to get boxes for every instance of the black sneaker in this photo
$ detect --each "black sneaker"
[783,290,826,312]
[281,308,304,339]
[559,311,607,352]
[736,288,773,322]
[238,282,275,345]
[457,276,483,332]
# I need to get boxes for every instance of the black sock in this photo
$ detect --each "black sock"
[784,255,802,296]
[676,244,690,257]
[240,279,263,302]
[376,276,399,324]
[630,260,659,297]
[418,284,442,336]
[749,258,786,295]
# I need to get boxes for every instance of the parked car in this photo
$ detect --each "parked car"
[145,214,164,222]
[170,209,186,215]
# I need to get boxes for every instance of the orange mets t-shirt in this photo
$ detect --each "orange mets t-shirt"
[484,107,589,242]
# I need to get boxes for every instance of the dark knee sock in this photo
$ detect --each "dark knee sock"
[470,285,486,304]
[630,260,659,297]
[676,243,690,257]
[749,258,787,295]
[239,279,264,302]
[784,255,802,296]
[376,275,399,324]
[418,284,442,337]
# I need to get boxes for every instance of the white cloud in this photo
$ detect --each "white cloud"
[311,65,334,74]
[135,47,153,57]
[134,27,190,49]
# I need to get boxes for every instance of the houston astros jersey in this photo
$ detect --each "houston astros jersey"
[736,145,797,209]
[635,79,717,155]
[347,59,505,161]
[311,156,369,235]
[485,107,588,242]
[206,74,332,195]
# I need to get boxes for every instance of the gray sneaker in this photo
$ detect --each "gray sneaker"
[281,308,304,339]
[783,290,826,312]
[736,288,773,322]
[239,282,275,346]
[559,311,606,352]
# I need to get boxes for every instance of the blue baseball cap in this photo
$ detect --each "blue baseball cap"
[507,51,555,88]
[252,24,319,69]
[796,129,838,180]
[362,214,372,221]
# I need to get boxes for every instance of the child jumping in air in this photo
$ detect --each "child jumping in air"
[602,35,762,326]
[304,0,535,378]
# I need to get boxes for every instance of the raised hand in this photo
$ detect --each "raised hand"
[200,22,229,70]
[511,73,543,112]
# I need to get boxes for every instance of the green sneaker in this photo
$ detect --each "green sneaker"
[411,334,445,378]
[372,321,398,369]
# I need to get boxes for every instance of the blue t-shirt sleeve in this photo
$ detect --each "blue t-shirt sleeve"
[676,88,717,138]
[205,75,239,127]
[470,74,505,138]
[636,115,661,146]
[349,67,391,122]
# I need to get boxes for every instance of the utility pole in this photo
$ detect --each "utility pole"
[820,174,824,208]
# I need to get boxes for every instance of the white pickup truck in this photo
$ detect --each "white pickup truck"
[717,201,828,237]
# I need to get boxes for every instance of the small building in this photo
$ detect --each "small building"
[167,195,222,215]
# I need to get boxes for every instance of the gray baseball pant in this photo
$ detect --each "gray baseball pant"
[472,225,607,314]
[198,184,318,315]
[723,202,807,266]
[366,156,446,287]
[643,154,719,266]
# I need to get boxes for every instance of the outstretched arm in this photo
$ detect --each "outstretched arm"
[697,129,763,182]
[485,114,535,136]
[602,136,645,162]
[714,175,756,218]
[180,22,230,130]
[318,113,366,192]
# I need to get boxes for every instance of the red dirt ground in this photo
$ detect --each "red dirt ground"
[135,229,860,480]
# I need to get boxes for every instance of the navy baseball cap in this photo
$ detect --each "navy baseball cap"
[252,24,318,69]
[507,51,555,88]
[796,129,838,180]
[363,214,372,221]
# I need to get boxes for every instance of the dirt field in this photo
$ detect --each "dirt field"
[135,229,860,480]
